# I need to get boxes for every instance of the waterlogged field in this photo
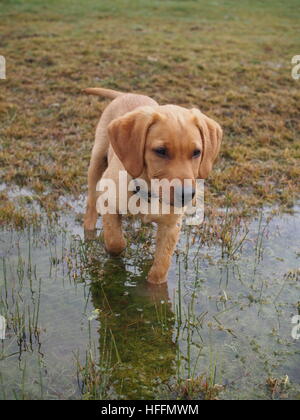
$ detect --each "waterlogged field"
[0,0,300,400]
[0,198,299,400]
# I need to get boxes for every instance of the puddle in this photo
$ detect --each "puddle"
[0,203,299,400]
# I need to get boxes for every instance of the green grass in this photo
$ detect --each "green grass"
[0,0,300,227]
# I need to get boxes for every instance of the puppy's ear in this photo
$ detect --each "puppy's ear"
[191,108,223,179]
[108,107,159,178]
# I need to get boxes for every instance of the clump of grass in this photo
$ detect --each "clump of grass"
[219,207,250,259]
[76,343,114,400]
[0,196,41,230]
[266,375,291,400]
[0,253,42,352]
[171,375,224,400]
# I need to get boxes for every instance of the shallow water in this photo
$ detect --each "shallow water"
[0,201,299,400]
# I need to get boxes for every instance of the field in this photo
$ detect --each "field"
[0,0,300,400]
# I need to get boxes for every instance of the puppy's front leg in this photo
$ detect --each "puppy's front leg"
[147,218,182,285]
[103,214,127,256]
[84,154,107,232]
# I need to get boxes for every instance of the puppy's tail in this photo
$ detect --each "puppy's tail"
[83,87,124,99]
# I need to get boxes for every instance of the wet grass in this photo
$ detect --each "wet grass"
[0,0,300,227]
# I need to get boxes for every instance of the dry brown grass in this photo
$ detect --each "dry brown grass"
[0,0,299,227]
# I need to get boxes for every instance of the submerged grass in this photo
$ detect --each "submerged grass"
[0,203,300,400]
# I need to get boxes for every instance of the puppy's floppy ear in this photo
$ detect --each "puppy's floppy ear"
[191,108,223,179]
[108,107,159,178]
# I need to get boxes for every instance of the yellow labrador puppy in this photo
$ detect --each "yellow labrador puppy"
[84,88,222,284]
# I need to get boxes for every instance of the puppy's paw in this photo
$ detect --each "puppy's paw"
[147,268,167,285]
[84,211,98,231]
[84,228,97,241]
[105,237,127,256]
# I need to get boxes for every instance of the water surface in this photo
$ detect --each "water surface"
[0,202,299,399]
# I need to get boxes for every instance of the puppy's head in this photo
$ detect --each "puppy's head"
[108,105,222,206]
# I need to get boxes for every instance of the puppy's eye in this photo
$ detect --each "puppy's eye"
[192,149,201,158]
[154,147,168,157]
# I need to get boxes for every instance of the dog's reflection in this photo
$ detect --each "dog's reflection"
[89,255,176,399]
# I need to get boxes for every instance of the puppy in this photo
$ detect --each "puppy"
[84,87,222,284]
